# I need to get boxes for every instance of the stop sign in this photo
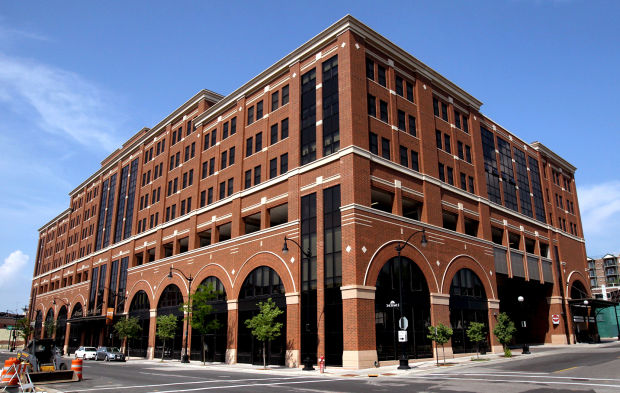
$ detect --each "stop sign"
[551,314,560,325]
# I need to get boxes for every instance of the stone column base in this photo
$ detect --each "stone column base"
[226,348,237,364]
[147,346,154,359]
[285,349,299,368]
[551,334,568,344]
[63,344,69,356]
[491,344,504,354]
[434,345,453,361]
[342,350,377,369]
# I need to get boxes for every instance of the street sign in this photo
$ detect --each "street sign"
[551,314,560,325]
[521,321,527,328]
[398,330,408,342]
[386,301,399,308]
[398,317,408,330]
[6,325,15,331]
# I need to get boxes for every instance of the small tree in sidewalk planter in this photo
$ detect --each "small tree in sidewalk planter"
[16,317,34,347]
[244,298,283,369]
[466,322,486,360]
[493,312,517,357]
[186,283,222,365]
[427,323,453,365]
[156,314,178,362]
[114,316,142,359]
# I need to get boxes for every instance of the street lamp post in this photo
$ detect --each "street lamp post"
[168,266,193,363]
[282,236,314,371]
[394,228,428,370]
[517,296,530,354]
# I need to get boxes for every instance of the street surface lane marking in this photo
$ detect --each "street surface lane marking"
[56,376,315,392]
[430,370,549,375]
[555,366,578,373]
[423,372,620,382]
[139,371,210,379]
[405,375,620,389]
[146,377,351,393]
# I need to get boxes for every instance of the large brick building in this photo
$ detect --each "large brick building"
[28,15,590,368]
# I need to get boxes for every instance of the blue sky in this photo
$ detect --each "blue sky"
[1,0,618,311]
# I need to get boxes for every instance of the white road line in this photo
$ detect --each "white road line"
[57,376,315,392]
[407,375,620,389]
[426,372,620,382]
[138,371,211,379]
[146,377,350,393]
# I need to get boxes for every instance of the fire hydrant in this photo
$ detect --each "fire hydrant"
[319,355,325,373]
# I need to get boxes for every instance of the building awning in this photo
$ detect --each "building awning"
[67,314,106,323]
[568,298,618,308]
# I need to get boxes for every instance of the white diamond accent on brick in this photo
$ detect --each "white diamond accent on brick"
[260,241,263,247]
[232,269,235,275]
[290,257,295,264]
[346,245,352,253]
[362,246,367,253]
[436,260,440,266]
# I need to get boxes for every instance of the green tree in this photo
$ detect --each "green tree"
[427,323,453,365]
[156,314,178,361]
[15,317,33,347]
[186,283,222,365]
[244,298,284,369]
[466,322,486,359]
[114,316,142,359]
[493,312,517,357]
[44,320,56,339]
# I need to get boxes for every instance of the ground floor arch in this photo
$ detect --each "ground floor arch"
[190,276,228,362]
[128,290,151,358]
[44,309,54,338]
[55,306,68,351]
[155,284,184,359]
[237,266,287,365]
[449,268,489,354]
[375,256,432,361]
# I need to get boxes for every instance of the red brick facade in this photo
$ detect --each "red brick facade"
[28,16,588,368]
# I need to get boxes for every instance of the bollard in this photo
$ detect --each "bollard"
[1,357,21,386]
[319,356,325,373]
[71,358,83,381]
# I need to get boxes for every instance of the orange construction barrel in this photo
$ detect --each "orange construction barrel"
[1,357,21,386]
[71,358,83,381]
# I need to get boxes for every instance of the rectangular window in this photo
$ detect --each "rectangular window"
[200,190,206,207]
[379,100,388,122]
[270,124,278,145]
[247,106,254,125]
[433,97,439,117]
[323,185,342,288]
[182,172,188,189]
[281,118,289,139]
[270,158,277,179]
[207,187,213,204]
[465,145,472,163]
[513,147,533,217]
[366,58,375,80]
[211,130,216,147]
[281,85,289,105]
[529,156,546,222]
[463,116,469,133]
[222,122,229,139]
[444,134,451,154]
[497,137,518,211]
[454,110,461,129]
[322,55,339,156]
[180,200,186,216]
[441,102,448,121]
[406,82,414,102]
[203,132,210,150]
[369,132,378,155]
[381,137,390,160]
[367,94,376,117]
[271,91,279,111]
[447,166,454,185]
[219,182,225,200]
[481,126,502,204]
[280,153,288,174]
[408,115,416,136]
[227,178,233,196]
[300,68,317,165]
[460,173,467,191]
[377,64,386,86]
[208,157,215,176]
[438,163,445,182]
[229,147,235,165]
[397,110,406,131]
[254,166,261,185]
[246,137,253,157]
[255,132,262,152]
[411,150,419,171]
[256,100,263,120]
[435,130,442,149]
[231,117,236,134]
[220,151,227,169]
[458,141,464,160]
[244,170,252,189]
[468,176,475,193]
[399,146,408,166]
[395,75,403,96]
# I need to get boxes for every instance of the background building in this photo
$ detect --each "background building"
[588,254,620,300]
[28,16,590,368]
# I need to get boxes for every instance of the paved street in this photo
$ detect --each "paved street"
[2,341,620,392]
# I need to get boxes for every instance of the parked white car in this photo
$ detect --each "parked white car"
[75,346,97,360]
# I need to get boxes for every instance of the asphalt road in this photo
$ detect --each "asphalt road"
[2,343,620,392]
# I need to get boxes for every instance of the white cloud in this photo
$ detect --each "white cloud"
[577,181,620,257]
[0,54,123,151]
[0,250,29,286]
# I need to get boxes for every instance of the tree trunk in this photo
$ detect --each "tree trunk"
[161,339,165,362]
[442,344,446,364]
[263,341,266,369]
[201,335,205,366]
[435,342,439,366]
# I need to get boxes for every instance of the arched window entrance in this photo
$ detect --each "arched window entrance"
[570,280,592,343]
[190,276,228,362]
[34,311,42,339]
[375,256,432,361]
[449,268,488,353]
[55,306,68,351]
[44,309,54,339]
[238,266,286,365]
[156,284,184,359]
[128,290,150,358]
[571,281,588,299]
[67,304,82,354]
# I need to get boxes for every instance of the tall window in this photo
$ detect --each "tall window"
[497,137,518,211]
[481,126,502,204]
[513,147,533,217]
[300,69,317,165]
[114,165,129,243]
[528,156,547,223]
[323,185,342,366]
[102,174,117,248]
[123,159,139,239]
[322,55,339,155]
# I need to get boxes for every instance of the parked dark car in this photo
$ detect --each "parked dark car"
[95,346,126,362]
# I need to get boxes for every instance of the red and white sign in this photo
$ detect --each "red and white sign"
[551,314,560,325]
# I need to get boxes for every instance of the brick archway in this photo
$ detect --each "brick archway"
[440,254,496,299]
[231,251,296,299]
